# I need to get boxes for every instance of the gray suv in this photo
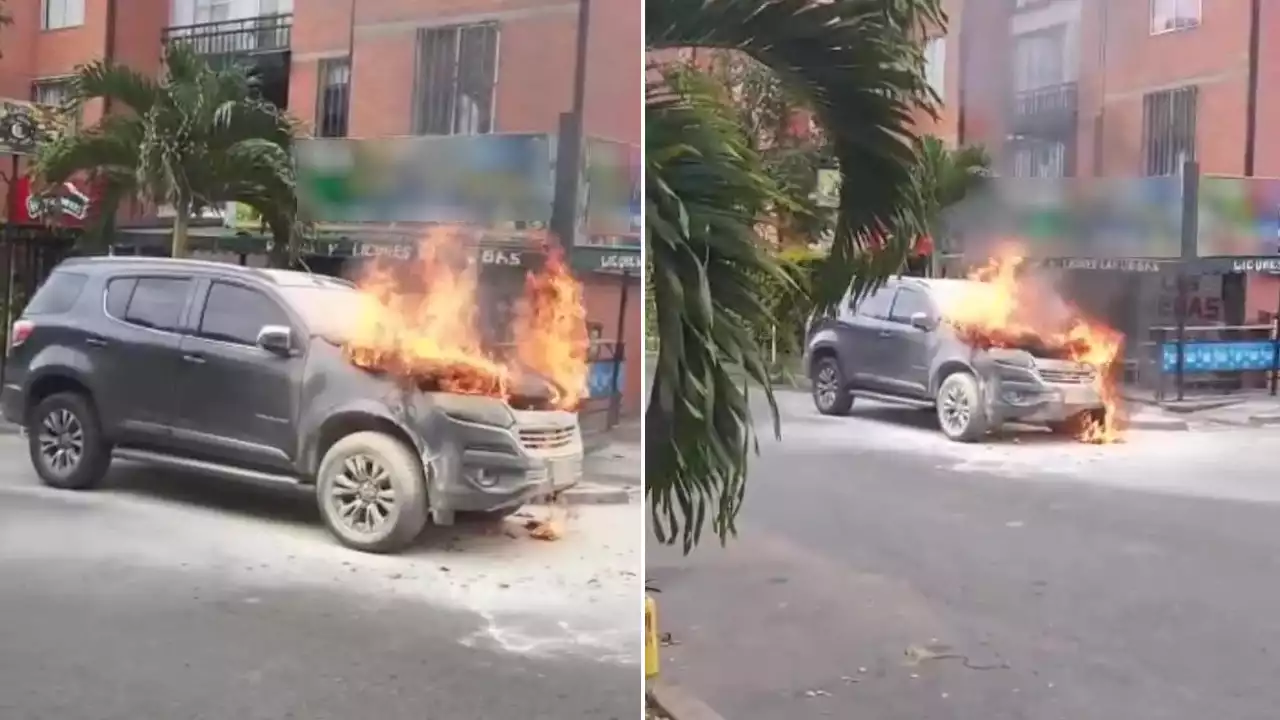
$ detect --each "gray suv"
[2,257,583,553]
[804,276,1106,442]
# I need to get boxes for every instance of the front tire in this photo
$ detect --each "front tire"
[316,431,429,554]
[812,356,853,416]
[936,372,989,443]
[28,392,111,490]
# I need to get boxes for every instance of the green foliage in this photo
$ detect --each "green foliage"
[32,43,304,259]
[647,0,945,552]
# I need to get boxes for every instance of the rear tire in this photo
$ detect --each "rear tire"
[316,431,429,554]
[28,392,111,490]
[811,356,853,416]
[936,372,989,442]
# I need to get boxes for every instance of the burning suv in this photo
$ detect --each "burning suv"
[2,256,584,554]
[805,272,1119,443]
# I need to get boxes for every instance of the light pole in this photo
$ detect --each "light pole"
[550,0,592,248]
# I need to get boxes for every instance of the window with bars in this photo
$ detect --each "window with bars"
[42,0,84,29]
[1011,139,1068,178]
[32,79,81,130]
[923,37,946,96]
[316,57,351,138]
[1142,86,1197,176]
[412,23,499,136]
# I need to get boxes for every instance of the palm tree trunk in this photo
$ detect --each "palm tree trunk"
[171,203,190,259]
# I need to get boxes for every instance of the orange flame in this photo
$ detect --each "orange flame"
[342,230,589,410]
[943,253,1125,443]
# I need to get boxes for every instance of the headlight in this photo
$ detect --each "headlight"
[429,393,516,428]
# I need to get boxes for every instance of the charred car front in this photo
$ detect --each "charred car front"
[1,257,583,554]
[804,276,1107,442]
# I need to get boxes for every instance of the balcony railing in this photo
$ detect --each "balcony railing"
[1009,81,1078,136]
[163,13,292,56]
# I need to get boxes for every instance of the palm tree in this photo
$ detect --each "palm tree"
[647,0,944,552]
[32,43,302,259]
[912,135,991,275]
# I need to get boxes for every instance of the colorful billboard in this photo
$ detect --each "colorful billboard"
[295,134,557,226]
[951,176,1183,260]
[582,138,640,248]
[1197,176,1280,257]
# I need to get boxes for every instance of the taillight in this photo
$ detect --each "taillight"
[10,319,34,349]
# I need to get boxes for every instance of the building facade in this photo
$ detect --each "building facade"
[0,0,644,417]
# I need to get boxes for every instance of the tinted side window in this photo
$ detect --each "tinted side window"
[855,287,897,319]
[24,271,87,315]
[105,277,137,319]
[889,288,932,323]
[123,278,191,332]
[198,282,290,346]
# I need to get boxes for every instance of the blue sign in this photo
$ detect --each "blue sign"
[587,360,625,398]
[1160,341,1278,373]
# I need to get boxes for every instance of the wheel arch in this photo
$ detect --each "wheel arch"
[25,369,96,424]
[305,408,423,481]
[930,359,977,397]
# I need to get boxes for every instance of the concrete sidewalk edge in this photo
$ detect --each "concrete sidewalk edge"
[648,681,727,720]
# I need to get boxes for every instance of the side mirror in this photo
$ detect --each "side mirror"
[256,325,294,356]
[909,312,934,331]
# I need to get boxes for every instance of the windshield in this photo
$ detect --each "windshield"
[278,285,366,339]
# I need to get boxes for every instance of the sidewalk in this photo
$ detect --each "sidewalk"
[1122,387,1280,427]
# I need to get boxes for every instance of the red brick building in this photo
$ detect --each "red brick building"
[0,0,643,418]
[928,0,1280,355]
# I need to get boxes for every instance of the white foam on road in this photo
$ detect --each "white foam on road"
[0,437,640,665]
[759,390,1280,505]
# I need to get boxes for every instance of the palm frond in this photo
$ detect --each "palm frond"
[649,0,944,307]
[646,66,788,552]
[68,60,160,114]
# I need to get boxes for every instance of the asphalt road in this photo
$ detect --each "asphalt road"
[0,435,640,720]
[648,389,1280,720]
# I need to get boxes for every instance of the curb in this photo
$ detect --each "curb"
[1248,413,1280,426]
[0,422,22,436]
[648,681,727,720]
[543,482,636,506]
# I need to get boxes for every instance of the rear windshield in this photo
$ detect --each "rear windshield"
[24,271,88,316]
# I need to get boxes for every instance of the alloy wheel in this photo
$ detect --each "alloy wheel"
[329,454,397,534]
[940,382,972,435]
[815,365,839,410]
[38,408,84,476]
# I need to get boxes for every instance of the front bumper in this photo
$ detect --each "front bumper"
[989,377,1104,424]
[429,412,583,515]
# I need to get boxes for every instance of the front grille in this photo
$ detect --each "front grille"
[1038,367,1093,384]
[518,424,576,451]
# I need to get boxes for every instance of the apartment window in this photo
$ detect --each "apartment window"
[923,37,946,96]
[1012,139,1068,178]
[194,0,233,23]
[412,23,499,136]
[41,0,85,30]
[1142,85,1197,176]
[1012,27,1066,92]
[33,80,72,108]
[1151,0,1201,34]
[316,57,351,138]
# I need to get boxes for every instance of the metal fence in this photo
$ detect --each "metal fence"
[579,339,627,436]
[1132,321,1280,401]
[0,228,76,386]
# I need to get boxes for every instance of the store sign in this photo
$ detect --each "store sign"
[479,248,524,266]
[1231,258,1280,273]
[11,176,93,225]
[1038,257,1164,273]
[0,99,67,155]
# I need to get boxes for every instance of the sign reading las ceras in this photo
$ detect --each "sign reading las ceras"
[0,98,91,225]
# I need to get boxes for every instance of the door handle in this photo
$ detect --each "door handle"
[182,353,206,364]
[84,337,108,347]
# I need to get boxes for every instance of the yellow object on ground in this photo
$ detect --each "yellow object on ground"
[645,595,660,678]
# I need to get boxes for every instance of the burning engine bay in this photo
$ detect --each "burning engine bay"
[940,255,1125,443]
[340,232,590,414]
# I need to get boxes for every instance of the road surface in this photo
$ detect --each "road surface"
[0,434,639,720]
[648,389,1280,720]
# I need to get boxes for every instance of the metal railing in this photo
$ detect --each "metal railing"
[162,13,292,56]
[1133,322,1280,401]
[580,339,627,434]
[1010,82,1078,134]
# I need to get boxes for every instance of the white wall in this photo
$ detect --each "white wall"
[170,0,292,26]
[1010,0,1081,84]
